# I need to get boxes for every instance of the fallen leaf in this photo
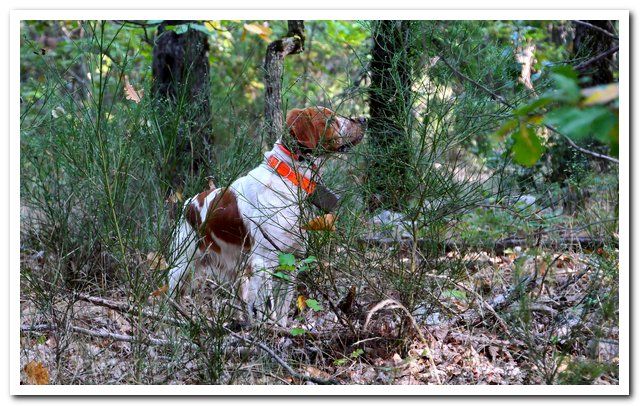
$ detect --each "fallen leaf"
[124,75,143,103]
[151,285,168,297]
[24,361,49,385]
[296,295,307,311]
[146,252,168,270]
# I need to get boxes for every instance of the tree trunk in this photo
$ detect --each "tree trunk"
[366,20,414,212]
[152,21,212,185]
[573,20,616,86]
[263,21,305,143]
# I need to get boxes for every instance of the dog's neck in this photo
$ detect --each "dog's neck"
[267,141,324,180]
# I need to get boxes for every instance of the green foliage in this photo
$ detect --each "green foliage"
[498,65,619,167]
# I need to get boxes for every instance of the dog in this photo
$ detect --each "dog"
[168,106,366,325]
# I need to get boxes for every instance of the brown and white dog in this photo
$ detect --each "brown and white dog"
[168,106,366,325]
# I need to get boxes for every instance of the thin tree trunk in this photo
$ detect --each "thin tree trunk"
[366,20,414,212]
[263,21,305,143]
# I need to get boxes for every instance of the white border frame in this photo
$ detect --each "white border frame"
[9,9,630,396]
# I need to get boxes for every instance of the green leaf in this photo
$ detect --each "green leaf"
[351,348,364,358]
[443,289,467,300]
[174,24,190,35]
[189,24,213,36]
[551,65,579,80]
[333,358,348,366]
[305,299,323,312]
[549,74,581,103]
[273,271,292,282]
[547,66,581,103]
[511,123,545,167]
[544,106,615,142]
[290,328,306,336]
[513,97,552,116]
[278,252,296,268]
[494,119,518,139]
[301,256,317,264]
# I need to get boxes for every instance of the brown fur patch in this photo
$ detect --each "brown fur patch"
[185,193,221,253]
[201,188,251,250]
[196,187,214,207]
[286,107,340,150]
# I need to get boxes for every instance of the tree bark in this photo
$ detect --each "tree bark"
[366,20,414,212]
[573,20,616,86]
[263,21,305,143]
[152,21,212,184]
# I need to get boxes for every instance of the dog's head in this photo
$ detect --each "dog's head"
[285,106,366,154]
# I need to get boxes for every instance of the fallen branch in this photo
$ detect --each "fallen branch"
[359,235,615,255]
[76,292,181,326]
[165,297,338,385]
[423,274,511,337]
[21,322,174,347]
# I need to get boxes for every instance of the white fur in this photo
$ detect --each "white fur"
[168,141,324,326]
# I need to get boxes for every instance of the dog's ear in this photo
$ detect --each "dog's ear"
[286,108,320,150]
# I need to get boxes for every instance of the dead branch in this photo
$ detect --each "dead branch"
[21,322,174,347]
[75,292,182,326]
[423,273,511,337]
[359,235,614,255]
[572,20,619,40]
[166,297,339,385]
[575,46,620,71]
[263,20,305,142]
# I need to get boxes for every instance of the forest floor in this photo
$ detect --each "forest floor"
[19,241,619,385]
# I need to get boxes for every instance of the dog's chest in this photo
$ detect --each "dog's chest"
[233,165,308,251]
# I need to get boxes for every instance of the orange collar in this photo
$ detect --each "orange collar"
[267,152,317,195]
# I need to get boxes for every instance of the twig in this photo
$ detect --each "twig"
[572,20,619,40]
[575,46,619,71]
[21,323,174,347]
[424,274,511,337]
[165,297,337,385]
[76,292,182,326]
[225,328,339,385]
[431,40,619,165]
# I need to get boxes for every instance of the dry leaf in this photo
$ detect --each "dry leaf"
[146,252,168,270]
[304,365,332,380]
[302,213,336,232]
[24,361,49,385]
[582,83,618,106]
[124,75,143,103]
[166,191,183,204]
[297,295,307,311]
[151,285,168,297]
[243,23,272,42]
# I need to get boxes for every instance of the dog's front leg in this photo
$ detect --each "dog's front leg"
[246,254,277,324]
[272,275,296,327]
